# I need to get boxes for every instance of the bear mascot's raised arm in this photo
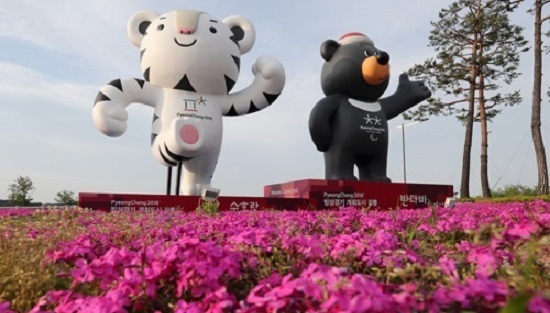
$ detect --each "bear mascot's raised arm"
[309,32,430,182]
[92,10,285,195]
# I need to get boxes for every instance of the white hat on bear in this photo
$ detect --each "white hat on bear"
[338,32,374,46]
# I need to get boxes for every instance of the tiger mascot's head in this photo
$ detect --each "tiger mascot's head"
[127,10,255,95]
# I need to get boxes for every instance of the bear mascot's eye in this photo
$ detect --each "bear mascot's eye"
[157,24,164,31]
[209,27,217,34]
[364,50,374,57]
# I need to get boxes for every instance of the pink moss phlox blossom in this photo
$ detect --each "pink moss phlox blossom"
[71,258,96,284]
[27,228,40,239]
[438,256,459,280]
[465,276,508,304]
[0,208,36,218]
[28,296,52,313]
[143,260,165,297]
[174,299,203,313]
[328,230,417,268]
[47,234,104,264]
[9,201,549,313]
[430,284,468,310]
[416,224,437,235]
[391,283,423,312]
[528,293,550,313]
[228,229,271,249]
[346,274,394,312]
[535,211,550,229]
[28,291,84,313]
[430,276,509,312]
[466,246,499,276]
[68,295,128,313]
[0,302,15,313]
[280,234,327,260]
[329,232,364,259]
[200,287,237,313]
[175,238,242,298]
[504,220,540,241]
[241,263,409,312]
[465,242,514,277]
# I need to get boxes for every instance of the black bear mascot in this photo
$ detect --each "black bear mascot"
[309,32,431,182]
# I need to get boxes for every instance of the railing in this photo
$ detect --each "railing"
[0,206,79,210]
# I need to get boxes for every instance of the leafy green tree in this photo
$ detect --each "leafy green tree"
[491,184,537,197]
[406,0,528,198]
[7,176,34,206]
[54,190,77,206]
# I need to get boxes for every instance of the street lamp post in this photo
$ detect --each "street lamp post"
[396,121,419,184]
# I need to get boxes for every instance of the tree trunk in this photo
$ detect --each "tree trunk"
[461,97,475,199]
[478,38,492,198]
[460,3,481,199]
[479,109,492,197]
[531,0,549,195]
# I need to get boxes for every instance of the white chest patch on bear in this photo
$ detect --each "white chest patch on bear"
[348,99,381,112]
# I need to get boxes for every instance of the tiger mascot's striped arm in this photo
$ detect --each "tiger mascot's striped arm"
[92,78,161,137]
[222,55,285,117]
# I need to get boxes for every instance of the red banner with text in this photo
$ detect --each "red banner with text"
[80,180,453,212]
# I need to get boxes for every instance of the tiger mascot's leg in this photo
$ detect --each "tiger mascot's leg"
[180,145,221,195]
[151,118,205,167]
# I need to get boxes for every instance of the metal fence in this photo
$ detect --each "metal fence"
[0,206,79,210]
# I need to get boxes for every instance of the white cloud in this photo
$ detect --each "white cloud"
[0,61,98,109]
[0,1,144,74]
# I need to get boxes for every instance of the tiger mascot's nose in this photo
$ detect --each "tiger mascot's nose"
[175,10,202,35]
[179,27,196,35]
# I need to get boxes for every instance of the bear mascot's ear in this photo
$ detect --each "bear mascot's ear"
[320,40,340,61]
[127,11,160,47]
[222,15,256,55]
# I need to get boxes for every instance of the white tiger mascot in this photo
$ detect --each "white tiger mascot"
[92,10,285,195]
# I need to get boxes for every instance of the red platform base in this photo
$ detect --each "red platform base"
[78,192,310,213]
[264,179,453,210]
[79,180,453,212]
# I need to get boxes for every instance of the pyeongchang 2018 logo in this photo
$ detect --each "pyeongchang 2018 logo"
[183,96,207,112]
[271,188,299,196]
[178,96,212,120]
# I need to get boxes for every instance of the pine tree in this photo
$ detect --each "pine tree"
[405,0,528,198]
[530,0,549,195]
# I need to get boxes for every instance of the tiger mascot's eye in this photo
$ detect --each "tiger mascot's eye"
[157,24,164,31]
[209,27,217,34]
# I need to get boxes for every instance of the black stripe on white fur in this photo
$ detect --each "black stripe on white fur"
[108,79,123,91]
[164,144,194,162]
[93,92,110,107]
[174,75,196,91]
[224,75,236,93]
[264,92,279,105]
[231,55,240,71]
[158,146,177,167]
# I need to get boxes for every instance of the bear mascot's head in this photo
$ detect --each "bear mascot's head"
[320,32,391,101]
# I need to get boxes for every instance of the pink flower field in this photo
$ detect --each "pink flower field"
[0,201,549,313]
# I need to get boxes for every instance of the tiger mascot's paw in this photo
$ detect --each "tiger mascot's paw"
[252,56,285,92]
[92,102,128,137]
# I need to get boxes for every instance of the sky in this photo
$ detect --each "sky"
[0,1,548,203]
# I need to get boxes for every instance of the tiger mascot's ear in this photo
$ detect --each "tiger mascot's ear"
[127,10,160,47]
[222,15,256,55]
